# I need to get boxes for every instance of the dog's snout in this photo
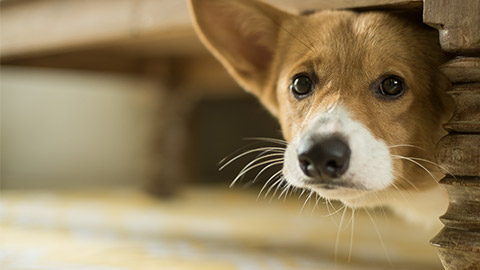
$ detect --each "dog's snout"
[297,136,351,180]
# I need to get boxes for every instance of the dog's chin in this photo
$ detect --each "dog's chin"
[311,185,368,202]
[290,178,385,208]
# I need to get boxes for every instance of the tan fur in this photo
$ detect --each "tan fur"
[189,0,453,228]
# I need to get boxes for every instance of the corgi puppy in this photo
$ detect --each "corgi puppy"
[189,0,453,228]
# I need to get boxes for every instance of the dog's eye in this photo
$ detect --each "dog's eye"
[379,76,405,97]
[290,74,314,98]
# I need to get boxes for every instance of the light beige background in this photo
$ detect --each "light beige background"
[1,67,161,189]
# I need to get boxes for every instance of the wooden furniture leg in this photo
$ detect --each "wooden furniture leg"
[424,1,480,269]
[145,86,198,197]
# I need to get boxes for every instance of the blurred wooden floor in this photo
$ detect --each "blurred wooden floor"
[0,186,442,270]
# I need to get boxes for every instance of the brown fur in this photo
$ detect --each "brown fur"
[189,0,453,226]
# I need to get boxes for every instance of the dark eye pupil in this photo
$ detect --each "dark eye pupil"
[380,76,404,96]
[291,75,313,97]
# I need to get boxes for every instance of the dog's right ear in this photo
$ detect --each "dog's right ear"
[189,0,292,114]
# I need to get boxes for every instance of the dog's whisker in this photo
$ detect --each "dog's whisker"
[392,155,439,184]
[395,174,420,191]
[244,152,283,166]
[289,185,299,199]
[298,189,306,199]
[267,177,286,201]
[364,208,392,266]
[373,193,389,221]
[253,159,284,183]
[388,144,426,152]
[286,186,295,198]
[344,208,355,232]
[402,156,455,178]
[278,182,291,201]
[287,184,296,197]
[322,200,346,225]
[283,185,292,201]
[272,177,289,199]
[252,162,283,185]
[244,137,288,146]
[237,153,283,176]
[258,170,283,199]
[289,185,298,198]
[232,159,282,185]
[231,158,284,188]
[390,182,412,204]
[325,199,333,217]
[335,206,349,263]
[253,150,285,160]
[220,148,285,171]
[311,193,322,215]
[231,162,280,189]
[219,146,285,170]
[321,203,346,218]
[348,208,356,263]
[300,190,315,214]
[389,165,419,192]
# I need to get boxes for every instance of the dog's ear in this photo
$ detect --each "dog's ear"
[189,0,291,114]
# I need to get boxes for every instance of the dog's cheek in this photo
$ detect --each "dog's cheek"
[277,106,297,142]
[339,113,394,190]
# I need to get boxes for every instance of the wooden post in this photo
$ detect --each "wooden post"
[423,0,480,269]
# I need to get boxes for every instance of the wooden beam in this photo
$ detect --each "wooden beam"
[0,0,195,60]
[0,0,421,61]
[269,0,421,11]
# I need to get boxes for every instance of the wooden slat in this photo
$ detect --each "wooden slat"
[439,177,480,230]
[436,135,480,176]
[0,0,421,60]
[443,83,480,133]
[442,58,480,83]
[424,0,480,53]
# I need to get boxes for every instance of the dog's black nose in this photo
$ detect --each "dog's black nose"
[297,135,351,179]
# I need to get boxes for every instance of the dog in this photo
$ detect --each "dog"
[189,0,453,229]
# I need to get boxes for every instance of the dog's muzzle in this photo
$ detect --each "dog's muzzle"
[283,105,393,196]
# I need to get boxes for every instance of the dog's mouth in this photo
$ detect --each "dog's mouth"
[307,180,367,191]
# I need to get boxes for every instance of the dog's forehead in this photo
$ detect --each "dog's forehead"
[282,11,419,63]
[302,11,406,41]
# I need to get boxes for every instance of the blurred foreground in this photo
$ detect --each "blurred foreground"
[0,187,442,270]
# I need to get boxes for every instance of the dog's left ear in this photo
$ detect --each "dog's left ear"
[189,0,292,115]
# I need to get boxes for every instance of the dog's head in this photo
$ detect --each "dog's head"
[190,0,452,208]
